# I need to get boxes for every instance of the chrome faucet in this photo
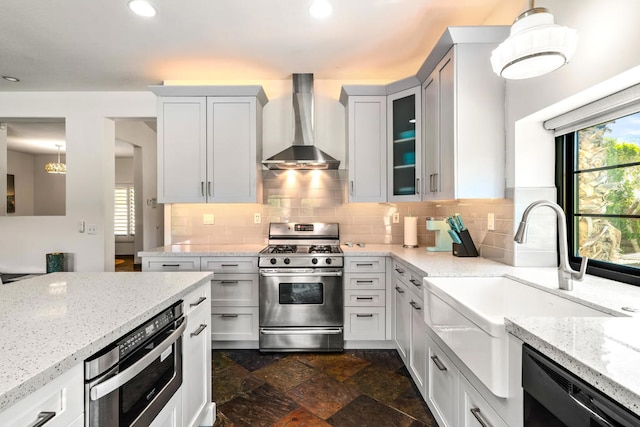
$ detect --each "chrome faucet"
[514,200,588,291]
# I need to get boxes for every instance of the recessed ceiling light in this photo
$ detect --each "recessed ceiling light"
[128,0,157,17]
[309,0,332,19]
[2,76,20,82]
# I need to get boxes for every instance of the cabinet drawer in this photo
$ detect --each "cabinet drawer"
[184,284,210,317]
[459,375,508,427]
[344,307,385,341]
[211,274,259,307]
[0,364,83,427]
[344,272,385,290]
[201,257,258,273]
[392,260,410,279]
[143,257,201,272]
[345,257,386,273]
[345,289,385,306]
[211,307,258,341]
[428,336,459,427]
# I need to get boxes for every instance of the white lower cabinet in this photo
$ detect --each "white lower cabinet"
[143,256,201,272]
[150,386,183,427]
[459,375,508,427]
[409,296,427,392]
[392,277,410,362]
[344,256,387,343]
[0,364,83,427]
[183,285,213,427]
[211,307,259,341]
[427,332,459,427]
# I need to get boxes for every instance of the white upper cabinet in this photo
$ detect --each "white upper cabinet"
[388,86,422,202]
[151,85,267,203]
[345,94,387,202]
[421,30,507,200]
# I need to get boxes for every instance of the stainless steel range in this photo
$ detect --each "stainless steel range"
[258,222,344,352]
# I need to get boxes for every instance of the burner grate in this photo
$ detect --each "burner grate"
[270,245,297,254]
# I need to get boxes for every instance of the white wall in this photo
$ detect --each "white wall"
[115,121,163,262]
[0,92,156,273]
[502,0,640,265]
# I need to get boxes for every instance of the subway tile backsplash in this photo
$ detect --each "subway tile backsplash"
[169,170,515,264]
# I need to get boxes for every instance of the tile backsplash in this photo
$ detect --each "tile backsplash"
[170,170,515,264]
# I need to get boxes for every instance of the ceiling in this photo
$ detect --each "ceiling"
[0,0,517,92]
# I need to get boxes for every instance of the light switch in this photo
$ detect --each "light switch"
[203,214,215,225]
[488,213,495,231]
[392,212,400,223]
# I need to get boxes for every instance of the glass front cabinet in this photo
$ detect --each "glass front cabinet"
[388,86,422,201]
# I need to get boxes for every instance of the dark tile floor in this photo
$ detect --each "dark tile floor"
[213,349,438,427]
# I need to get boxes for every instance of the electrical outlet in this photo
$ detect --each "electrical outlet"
[254,213,261,224]
[87,224,97,235]
[392,212,400,223]
[488,213,495,231]
[203,213,215,225]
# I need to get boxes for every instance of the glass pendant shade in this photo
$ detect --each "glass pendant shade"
[45,145,67,174]
[491,8,578,80]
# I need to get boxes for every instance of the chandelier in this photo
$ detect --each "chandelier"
[490,4,578,80]
[45,144,67,174]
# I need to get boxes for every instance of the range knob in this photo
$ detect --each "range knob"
[284,258,291,265]
[312,258,318,265]
[326,258,332,265]
[270,258,277,265]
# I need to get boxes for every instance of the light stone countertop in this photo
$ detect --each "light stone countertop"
[140,243,640,414]
[139,244,265,257]
[0,271,213,412]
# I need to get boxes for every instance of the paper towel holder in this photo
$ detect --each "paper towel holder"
[403,243,419,248]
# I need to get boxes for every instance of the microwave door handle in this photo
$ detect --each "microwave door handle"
[89,318,187,401]
[259,271,343,277]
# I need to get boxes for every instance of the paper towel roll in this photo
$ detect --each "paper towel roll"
[404,216,418,247]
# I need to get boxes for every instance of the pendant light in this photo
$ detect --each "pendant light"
[45,144,67,174]
[490,2,578,80]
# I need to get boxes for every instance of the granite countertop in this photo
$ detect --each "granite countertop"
[139,243,640,414]
[0,271,213,412]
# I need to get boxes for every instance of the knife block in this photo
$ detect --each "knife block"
[452,230,478,257]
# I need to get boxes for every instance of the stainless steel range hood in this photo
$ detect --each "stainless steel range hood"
[262,73,340,170]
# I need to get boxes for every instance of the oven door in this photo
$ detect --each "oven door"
[86,317,186,427]
[259,268,344,351]
[259,268,343,327]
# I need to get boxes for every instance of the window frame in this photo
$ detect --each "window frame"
[556,132,640,287]
[114,184,135,241]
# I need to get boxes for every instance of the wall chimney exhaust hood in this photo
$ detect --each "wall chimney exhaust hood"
[262,73,340,170]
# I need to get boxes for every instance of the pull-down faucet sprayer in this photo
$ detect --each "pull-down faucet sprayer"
[514,200,588,290]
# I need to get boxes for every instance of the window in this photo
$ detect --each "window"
[114,185,135,237]
[556,111,640,286]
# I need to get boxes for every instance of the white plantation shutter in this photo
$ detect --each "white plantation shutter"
[114,185,135,236]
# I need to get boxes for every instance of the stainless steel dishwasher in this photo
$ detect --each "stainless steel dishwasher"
[523,344,640,426]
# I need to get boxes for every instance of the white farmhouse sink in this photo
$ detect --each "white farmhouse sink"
[423,276,613,398]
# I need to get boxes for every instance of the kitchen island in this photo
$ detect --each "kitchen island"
[0,271,213,424]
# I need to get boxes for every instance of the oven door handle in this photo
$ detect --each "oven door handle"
[260,328,343,335]
[259,271,343,277]
[89,317,186,401]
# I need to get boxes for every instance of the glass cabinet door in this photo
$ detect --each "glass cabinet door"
[388,87,421,200]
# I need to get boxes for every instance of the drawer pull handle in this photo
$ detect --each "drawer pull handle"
[220,314,239,318]
[356,297,374,300]
[356,280,374,284]
[356,314,374,318]
[221,264,239,267]
[409,279,421,287]
[356,263,374,267]
[470,408,492,427]
[431,355,447,371]
[394,286,405,294]
[409,301,421,310]
[32,412,56,427]
[162,264,180,267]
[219,280,239,284]
[190,323,207,337]
[394,267,405,274]
[189,296,207,307]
